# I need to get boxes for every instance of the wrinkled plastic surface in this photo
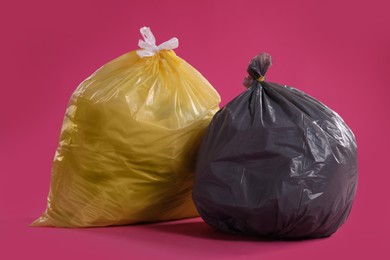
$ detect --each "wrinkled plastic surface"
[193,53,358,239]
[32,49,220,227]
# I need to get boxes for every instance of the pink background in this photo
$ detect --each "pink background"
[1,0,389,259]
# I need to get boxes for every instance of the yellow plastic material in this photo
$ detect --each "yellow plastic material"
[32,50,220,227]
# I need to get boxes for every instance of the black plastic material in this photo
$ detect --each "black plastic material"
[193,53,358,239]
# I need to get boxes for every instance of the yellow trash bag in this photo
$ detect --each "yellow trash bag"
[32,27,220,227]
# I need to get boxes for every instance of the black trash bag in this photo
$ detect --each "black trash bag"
[193,53,358,239]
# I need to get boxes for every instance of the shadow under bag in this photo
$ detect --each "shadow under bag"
[193,53,358,239]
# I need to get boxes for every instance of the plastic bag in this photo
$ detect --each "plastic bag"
[32,27,220,227]
[193,53,358,239]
